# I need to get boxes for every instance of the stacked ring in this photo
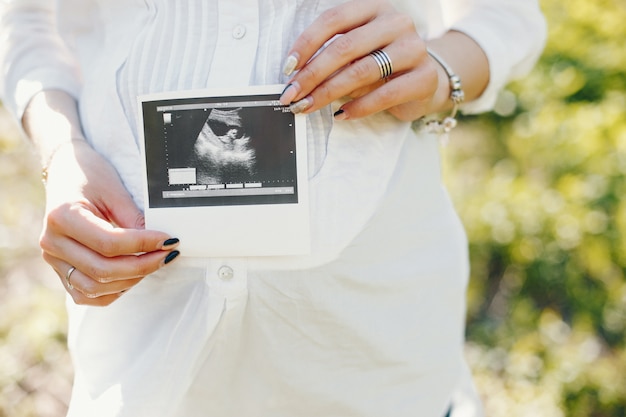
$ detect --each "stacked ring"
[369,49,393,80]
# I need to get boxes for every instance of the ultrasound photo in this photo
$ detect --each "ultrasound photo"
[138,86,310,257]
[141,92,299,208]
[187,107,257,185]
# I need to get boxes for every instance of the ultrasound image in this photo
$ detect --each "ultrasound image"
[186,108,257,185]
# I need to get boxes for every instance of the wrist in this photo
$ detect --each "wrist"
[423,47,465,135]
[22,90,87,170]
[429,55,454,114]
[41,138,88,186]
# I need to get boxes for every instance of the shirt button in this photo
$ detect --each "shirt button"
[232,24,246,39]
[218,265,234,280]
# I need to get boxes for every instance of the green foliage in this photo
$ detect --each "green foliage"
[0,108,72,417]
[444,0,626,414]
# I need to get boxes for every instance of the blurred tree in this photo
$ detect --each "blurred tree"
[445,0,626,415]
[0,103,72,417]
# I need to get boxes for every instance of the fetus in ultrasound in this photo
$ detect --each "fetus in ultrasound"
[187,107,257,185]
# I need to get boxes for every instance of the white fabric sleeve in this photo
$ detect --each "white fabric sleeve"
[0,0,82,121]
[443,0,547,113]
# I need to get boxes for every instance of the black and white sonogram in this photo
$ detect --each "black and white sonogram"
[187,108,257,184]
[140,91,300,209]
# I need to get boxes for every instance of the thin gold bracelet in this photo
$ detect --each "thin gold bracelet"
[424,48,465,135]
[40,139,83,185]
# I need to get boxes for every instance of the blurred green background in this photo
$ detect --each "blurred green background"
[1,0,625,415]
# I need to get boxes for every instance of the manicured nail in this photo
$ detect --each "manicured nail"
[280,83,300,105]
[289,96,312,114]
[333,109,348,121]
[282,54,298,76]
[162,238,180,249]
[164,250,180,265]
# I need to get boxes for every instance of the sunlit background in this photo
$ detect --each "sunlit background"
[1,0,625,415]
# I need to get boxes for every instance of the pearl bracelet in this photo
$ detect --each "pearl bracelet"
[424,48,465,135]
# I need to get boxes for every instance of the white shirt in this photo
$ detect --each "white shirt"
[0,1,546,416]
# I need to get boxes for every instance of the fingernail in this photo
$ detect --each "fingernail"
[333,109,348,121]
[162,238,180,249]
[164,250,180,265]
[279,83,299,105]
[282,54,298,76]
[289,96,312,114]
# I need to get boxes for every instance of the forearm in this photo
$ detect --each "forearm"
[443,0,547,113]
[21,89,86,169]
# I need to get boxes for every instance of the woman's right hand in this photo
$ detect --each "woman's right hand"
[40,138,180,306]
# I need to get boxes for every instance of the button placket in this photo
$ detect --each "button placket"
[232,24,246,39]
[205,259,248,300]
[205,0,259,88]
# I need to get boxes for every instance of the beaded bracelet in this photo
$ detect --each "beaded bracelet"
[424,48,465,136]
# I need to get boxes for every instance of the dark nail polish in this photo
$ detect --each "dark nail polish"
[333,109,348,120]
[163,238,180,248]
[164,250,180,265]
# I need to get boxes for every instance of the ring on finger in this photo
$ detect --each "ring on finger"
[369,49,393,80]
[65,266,76,290]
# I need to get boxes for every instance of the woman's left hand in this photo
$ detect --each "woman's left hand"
[279,0,445,122]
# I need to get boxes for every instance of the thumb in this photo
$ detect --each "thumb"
[97,185,146,230]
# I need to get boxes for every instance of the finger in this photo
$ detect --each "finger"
[97,184,147,230]
[66,266,142,298]
[294,11,401,78]
[45,201,176,257]
[50,254,141,296]
[336,63,438,121]
[71,292,125,307]
[42,232,180,284]
[283,0,391,76]
[48,256,132,307]
[296,33,424,115]
[283,15,418,112]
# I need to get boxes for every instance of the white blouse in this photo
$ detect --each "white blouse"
[0,1,546,416]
